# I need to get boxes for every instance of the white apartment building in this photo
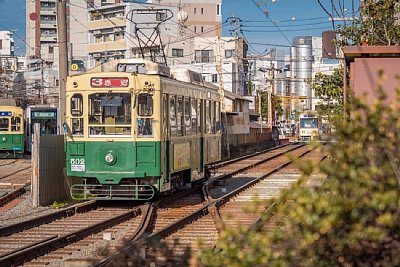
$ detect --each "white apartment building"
[0,31,15,56]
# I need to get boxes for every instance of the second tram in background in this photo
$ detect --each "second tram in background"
[298,110,322,141]
[25,105,59,153]
[0,102,24,158]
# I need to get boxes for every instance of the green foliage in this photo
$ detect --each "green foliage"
[337,0,400,46]
[50,200,72,209]
[196,76,400,266]
[310,67,344,119]
[260,91,269,120]
[274,97,284,119]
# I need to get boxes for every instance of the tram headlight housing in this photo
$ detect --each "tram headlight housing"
[105,152,116,165]
[1,137,6,142]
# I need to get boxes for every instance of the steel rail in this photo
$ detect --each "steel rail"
[0,166,31,180]
[0,207,142,267]
[0,200,97,237]
[211,143,306,182]
[249,153,328,233]
[146,146,316,245]
[0,184,28,207]
[206,143,296,171]
[94,203,154,267]
[96,145,320,266]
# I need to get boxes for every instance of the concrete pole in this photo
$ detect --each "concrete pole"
[57,0,68,126]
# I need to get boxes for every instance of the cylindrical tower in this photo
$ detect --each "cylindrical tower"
[292,36,312,109]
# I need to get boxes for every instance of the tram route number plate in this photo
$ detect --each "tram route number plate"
[71,158,85,172]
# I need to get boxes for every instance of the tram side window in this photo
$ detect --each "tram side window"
[71,94,83,116]
[191,99,197,134]
[71,118,83,135]
[137,93,153,116]
[198,100,202,133]
[137,118,153,136]
[136,93,153,137]
[177,96,184,136]
[184,97,191,135]
[0,118,9,131]
[11,117,21,131]
[163,94,168,136]
[170,96,177,135]
[216,101,221,132]
[211,101,216,133]
[206,100,212,133]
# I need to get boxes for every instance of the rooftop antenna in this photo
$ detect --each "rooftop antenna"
[126,8,173,65]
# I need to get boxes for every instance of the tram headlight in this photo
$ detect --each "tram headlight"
[1,137,6,142]
[105,152,116,165]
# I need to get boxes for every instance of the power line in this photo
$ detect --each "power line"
[250,0,292,45]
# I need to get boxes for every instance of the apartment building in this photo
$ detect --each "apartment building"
[25,0,123,103]
[149,0,222,37]
[86,2,178,68]
[0,31,15,56]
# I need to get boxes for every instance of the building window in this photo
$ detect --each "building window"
[194,8,197,14]
[86,0,95,8]
[49,46,54,54]
[172,48,184,57]
[156,12,166,21]
[212,74,218,83]
[201,8,204,14]
[194,26,197,32]
[195,50,214,63]
[225,49,234,58]
[217,4,220,15]
[201,26,204,33]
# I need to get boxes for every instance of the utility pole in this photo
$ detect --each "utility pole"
[40,59,44,104]
[258,84,262,133]
[57,0,68,126]
[216,36,230,159]
[228,17,242,95]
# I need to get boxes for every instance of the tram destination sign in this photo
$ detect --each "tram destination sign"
[91,77,129,88]
[32,111,56,118]
[0,112,12,116]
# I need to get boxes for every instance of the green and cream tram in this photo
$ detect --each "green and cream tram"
[65,59,221,200]
[0,106,24,158]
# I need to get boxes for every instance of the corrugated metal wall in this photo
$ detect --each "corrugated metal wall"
[32,134,68,207]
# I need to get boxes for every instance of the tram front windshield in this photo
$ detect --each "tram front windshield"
[31,111,57,135]
[300,118,318,129]
[88,93,132,135]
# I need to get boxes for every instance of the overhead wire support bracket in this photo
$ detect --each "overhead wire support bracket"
[126,9,173,65]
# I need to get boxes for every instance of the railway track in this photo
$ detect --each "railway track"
[0,144,325,266]
[0,159,32,211]
[96,143,326,266]
[0,201,146,267]
[0,158,31,181]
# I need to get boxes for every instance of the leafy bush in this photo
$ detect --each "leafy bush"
[196,78,400,266]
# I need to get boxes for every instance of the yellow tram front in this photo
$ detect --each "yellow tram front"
[65,72,161,200]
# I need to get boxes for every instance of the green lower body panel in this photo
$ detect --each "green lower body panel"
[0,133,24,158]
[66,140,161,200]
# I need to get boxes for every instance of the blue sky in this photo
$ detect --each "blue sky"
[0,0,358,56]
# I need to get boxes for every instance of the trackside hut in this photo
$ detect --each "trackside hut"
[343,46,400,108]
